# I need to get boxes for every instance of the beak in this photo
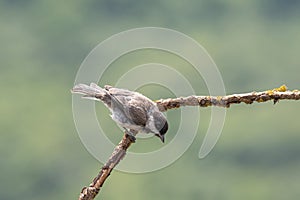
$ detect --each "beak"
[156,134,165,143]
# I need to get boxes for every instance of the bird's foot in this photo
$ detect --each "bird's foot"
[125,130,137,143]
[125,133,136,143]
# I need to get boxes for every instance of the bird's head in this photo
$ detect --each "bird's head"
[151,111,168,143]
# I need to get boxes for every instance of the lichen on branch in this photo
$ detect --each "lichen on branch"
[156,85,300,112]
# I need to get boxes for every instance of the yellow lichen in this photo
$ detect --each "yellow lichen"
[266,90,274,95]
[205,101,212,106]
[273,85,287,92]
[217,96,222,101]
[257,98,265,102]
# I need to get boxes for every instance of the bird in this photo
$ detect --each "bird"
[71,83,168,143]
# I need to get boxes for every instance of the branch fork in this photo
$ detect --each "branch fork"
[78,85,300,200]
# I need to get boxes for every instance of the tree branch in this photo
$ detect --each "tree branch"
[156,85,300,112]
[78,133,135,200]
[77,85,300,200]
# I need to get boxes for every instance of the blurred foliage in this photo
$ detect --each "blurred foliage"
[1,0,300,200]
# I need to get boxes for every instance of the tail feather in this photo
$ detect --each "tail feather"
[90,83,103,91]
[71,83,107,101]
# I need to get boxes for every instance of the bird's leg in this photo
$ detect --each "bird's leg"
[124,129,137,143]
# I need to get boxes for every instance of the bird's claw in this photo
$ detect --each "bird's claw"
[125,133,136,143]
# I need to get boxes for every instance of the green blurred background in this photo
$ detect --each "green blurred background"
[1,0,300,199]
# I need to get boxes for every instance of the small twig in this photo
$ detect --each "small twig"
[78,133,135,200]
[156,85,300,112]
[77,85,300,200]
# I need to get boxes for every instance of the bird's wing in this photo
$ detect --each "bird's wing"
[109,91,148,127]
[127,105,147,126]
[110,94,127,113]
[107,87,152,128]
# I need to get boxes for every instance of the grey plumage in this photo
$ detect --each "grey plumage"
[71,83,168,142]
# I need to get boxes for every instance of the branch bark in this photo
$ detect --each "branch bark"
[156,85,300,111]
[78,134,135,200]
[78,85,300,200]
